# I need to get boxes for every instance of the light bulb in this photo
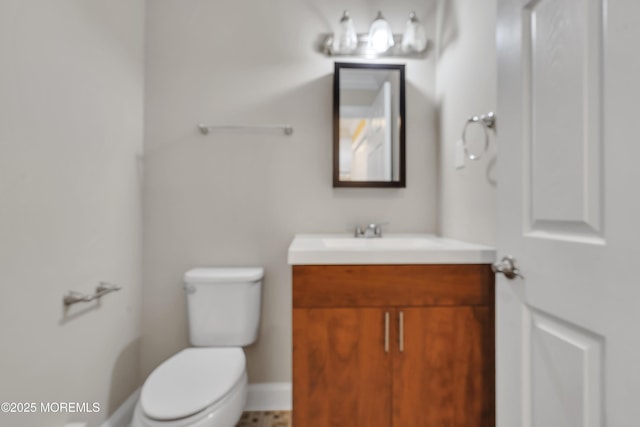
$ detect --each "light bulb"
[332,11,358,53]
[401,12,427,53]
[368,11,394,53]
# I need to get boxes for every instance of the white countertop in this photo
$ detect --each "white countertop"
[287,233,496,265]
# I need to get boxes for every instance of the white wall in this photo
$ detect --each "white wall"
[0,1,145,426]
[143,0,438,382]
[436,0,497,245]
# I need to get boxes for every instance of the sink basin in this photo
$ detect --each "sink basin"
[288,234,495,265]
[321,236,445,250]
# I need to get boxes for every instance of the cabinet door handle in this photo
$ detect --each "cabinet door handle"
[384,312,390,353]
[398,311,404,353]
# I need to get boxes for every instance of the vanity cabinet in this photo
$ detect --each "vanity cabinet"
[292,264,495,427]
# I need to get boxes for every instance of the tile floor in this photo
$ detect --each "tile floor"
[236,411,291,427]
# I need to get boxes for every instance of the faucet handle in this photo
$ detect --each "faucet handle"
[371,221,389,237]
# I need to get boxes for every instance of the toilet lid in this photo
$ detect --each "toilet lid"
[141,347,245,421]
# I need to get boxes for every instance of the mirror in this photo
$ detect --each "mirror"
[333,62,406,187]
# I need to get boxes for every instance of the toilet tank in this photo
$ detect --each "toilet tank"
[184,267,263,347]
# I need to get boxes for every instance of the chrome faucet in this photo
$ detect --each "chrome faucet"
[354,222,388,238]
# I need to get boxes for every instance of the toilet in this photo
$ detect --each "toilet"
[131,267,264,427]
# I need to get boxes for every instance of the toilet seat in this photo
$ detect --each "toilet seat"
[141,347,246,421]
[131,370,247,427]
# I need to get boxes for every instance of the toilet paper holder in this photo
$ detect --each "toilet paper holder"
[63,282,121,306]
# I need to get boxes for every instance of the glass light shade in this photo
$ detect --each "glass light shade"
[368,11,394,53]
[401,12,427,52]
[332,11,358,53]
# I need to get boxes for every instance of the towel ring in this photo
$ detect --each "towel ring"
[461,112,496,161]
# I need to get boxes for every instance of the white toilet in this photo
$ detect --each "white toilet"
[131,267,264,427]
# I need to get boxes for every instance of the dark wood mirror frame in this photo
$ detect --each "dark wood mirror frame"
[333,62,406,188]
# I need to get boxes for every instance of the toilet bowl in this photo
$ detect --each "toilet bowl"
[131,348,247,427]
[131,267,264,427]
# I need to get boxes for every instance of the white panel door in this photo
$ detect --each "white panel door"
[366,81,392,181]
[497,0,640,426]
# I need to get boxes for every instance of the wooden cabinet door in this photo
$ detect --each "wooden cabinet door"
[293,308,392,427]
[392,307,494,427]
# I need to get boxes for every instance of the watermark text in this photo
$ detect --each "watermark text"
[1,401,100,414]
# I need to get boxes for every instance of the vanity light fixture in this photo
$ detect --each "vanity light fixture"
[320,11,430,59]
[332,11,358,53]
[368,11,395,53]
[401,12,427,53]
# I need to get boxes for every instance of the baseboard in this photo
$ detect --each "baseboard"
[245,382,292,411]
[100,388,139,427]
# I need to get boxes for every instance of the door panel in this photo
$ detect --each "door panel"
[522,0,604,241]
[528,310,603,427]
[293,308,392,427]
[392,307,494,427]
